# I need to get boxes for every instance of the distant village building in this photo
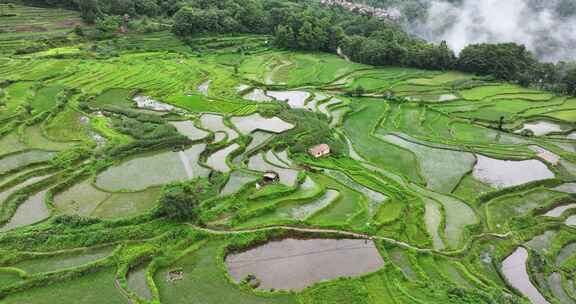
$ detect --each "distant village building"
[119,14,130,33]
[308,144,331,158]
[320,0,401,21]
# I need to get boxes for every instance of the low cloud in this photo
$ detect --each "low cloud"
[407,0,576,62]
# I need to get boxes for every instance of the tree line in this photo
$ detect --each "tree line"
[23,0,576,95]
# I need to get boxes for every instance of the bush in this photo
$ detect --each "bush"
[53,215,101,228]
[157,182,200,222]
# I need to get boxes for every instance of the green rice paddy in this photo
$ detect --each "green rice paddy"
[1,4,576,304]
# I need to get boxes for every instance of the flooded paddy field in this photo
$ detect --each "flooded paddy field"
[226,238,384,291]
[0,150,56,175]
[155,241,296,304]
[170,121,209,141]
[206,144,240,173]
[266,91,310,108]
[0,190,50,232]
[231,113,294,134]
[127,263,152,301]
[502,248,550,304]
[219,170,258,197]
[248,153,299,186]
[95,144,207,192]
[517,120,572,136]
[10,246,114,275]
[473,155,555,189]
[544,203,576,217]
[1,19,576,304]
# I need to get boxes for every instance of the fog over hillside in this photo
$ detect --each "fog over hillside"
[405,0,576,62]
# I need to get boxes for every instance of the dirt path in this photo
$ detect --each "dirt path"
[190,224,512,255]
[190,225,433,253]
[337,47,351,62]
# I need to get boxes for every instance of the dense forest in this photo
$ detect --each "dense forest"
[18,0,576,96]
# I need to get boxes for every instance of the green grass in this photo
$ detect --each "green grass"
[12,247,113,275]
[0,132,28,156]
[378,133,476,193]
[307,173,364,226]
[90,116,133,146]
[452,174,495,205]
[374,199,404,225]
[54,181,161,219]
[298,279,371,304]
[344,100,423,183]
[22,125,76,151]
[486,188,569,232]
[94,151,190,192]
[48,53,204,97]
[2,268,125,304]
[0,271,21,287]
[0,4,82,56]
[545,109,576,122]
[413,186,478,249]
[166,94,256,114]
[0,150,56,174]
[240,51,368,86]
[44,108,88,142]
[407,71,474,86]
[1,81,33,120]
[30,85,63,113]
[459,84,540,100]
[155,241,297,304]
[91,187,161,219]
[93,88,133,107]
[112,31,191,54]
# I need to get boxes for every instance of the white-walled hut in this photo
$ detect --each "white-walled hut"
[308,144,331,158]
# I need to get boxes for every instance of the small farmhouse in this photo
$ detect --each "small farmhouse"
[263,171,280,183]
[308,144,330,158]
[256,171,280,189]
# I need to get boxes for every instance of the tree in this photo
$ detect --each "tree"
[429,41,456,70]
[158,183,200,221]
[354,85,365,97]
[135,0,160,17]
[341,35,367,63]
[274,24,297,49]
[96,15,121,34]
[172,7,197,36]
[173,6,230,36]
[99,0,135,16]
[297,21,326,51]
[458,43,537,81]
[358,39,407,66]
[78,0,100,24]
[563,68,576,96]
[327,26,346,52]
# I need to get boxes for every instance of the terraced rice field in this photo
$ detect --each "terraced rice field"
[1,5,576,304]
